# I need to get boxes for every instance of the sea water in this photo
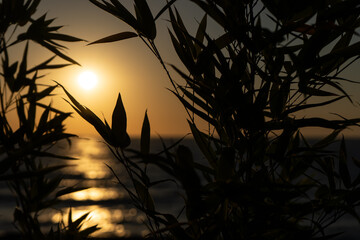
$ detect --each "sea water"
[0,137,359,239]
[0,137,194,238]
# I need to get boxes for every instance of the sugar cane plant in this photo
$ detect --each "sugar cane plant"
[62,0,360,239]
[0,0,99,239]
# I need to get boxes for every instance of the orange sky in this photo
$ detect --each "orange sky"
[13,0,360,138]
[30,0,205,137]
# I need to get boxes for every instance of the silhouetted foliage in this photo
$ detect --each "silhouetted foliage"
[0,0,99,238]
[63,0,360,239]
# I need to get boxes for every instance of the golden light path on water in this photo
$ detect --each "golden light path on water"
[60,188,123,201]
[51,206,130,237]
[53,138,149,238]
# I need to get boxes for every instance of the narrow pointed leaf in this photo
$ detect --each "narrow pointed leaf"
[133,179,155,211]
[172,90,217,126]
[179,86,214,116]
[300,86,338,96]
[195,14,207,43]
[48,33,84,42]
[134,0,156,39]
[68,208,73,225]
[141,111,150,154]
[188,121,217,168]
[57,82,112,143]
[41,41,80,65]
[73,212,90,228]
[154,0,178,21]
[109,0,138,28]
[37,105,51,132]
[79,225,101,236]
[31,151,78,160]
[339,136,351,188]
[88,32,138,45]
[111,93,130,148]
[284,96,345,115]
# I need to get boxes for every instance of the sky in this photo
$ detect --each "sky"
[9,0,360,138]
[26,0,206,137]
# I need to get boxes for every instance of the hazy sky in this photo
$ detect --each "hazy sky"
[13,0,360,138]
[30,0,206,137]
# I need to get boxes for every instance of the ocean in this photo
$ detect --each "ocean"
[0,136,359,239]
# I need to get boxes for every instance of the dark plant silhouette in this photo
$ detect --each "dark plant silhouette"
[62,0,360,239]
[0,0,99,238]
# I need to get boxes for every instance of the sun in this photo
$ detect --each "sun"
[77,71,98,90]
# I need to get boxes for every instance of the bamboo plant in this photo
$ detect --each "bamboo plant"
[0,0,99,238]
[62,0,360,239]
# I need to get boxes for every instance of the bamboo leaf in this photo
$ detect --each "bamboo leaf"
[134,0,156,39]
[79,225,101,236]
[27,84,37,134]
[111,93,130,148]
[109,0,138,28]
[169,30,196,74]
[57,82,112,144]
[284,96,345,115]
[189,0,226,28]
[16,98,27,127]
[30,85,57,101]
[88,32,138,45]
[31,151,78,160]
[48,33,84,42]
[0,165,71,180]
[72,212,90,229]
[154,0,178,21]
[339,136,351,189]
[27,56,70,73]
[133,179,155,211]
[141,110,150,155]
[313,75,351,102]
[37,104,50,133]
[195,14,207,44]
[313,130,342,149]
[179,86,214,116]
[172,90,217,126]
[188,121,217,168]
[18,41,28,81]
[141,154,175,177]
[36,102,68,115]
[41,41,80,65]
[68,208,73,225]
[315,41,360,69]
[170,7,197,58]
[89,0,138,28]
[195,13,207,55]
[214,32,234,49]
[300,86,338,97]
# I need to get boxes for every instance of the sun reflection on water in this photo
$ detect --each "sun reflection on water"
[54,138,147,237]
[60,187,124,201]
[52,206,130,237]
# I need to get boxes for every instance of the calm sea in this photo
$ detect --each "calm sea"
[0,137,359,239]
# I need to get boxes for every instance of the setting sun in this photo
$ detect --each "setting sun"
[77,71,98,90]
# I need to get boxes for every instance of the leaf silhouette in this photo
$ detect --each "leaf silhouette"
[89,0,138,29]
[56,82,113,145]
[17,14,84,65]
[134,0,156,39]
[339,136,351,188]
[88,31,138,45]
[141,111,150,154]
[111,93,130,148]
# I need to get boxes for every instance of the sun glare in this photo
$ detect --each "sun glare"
[77,71,98,90]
